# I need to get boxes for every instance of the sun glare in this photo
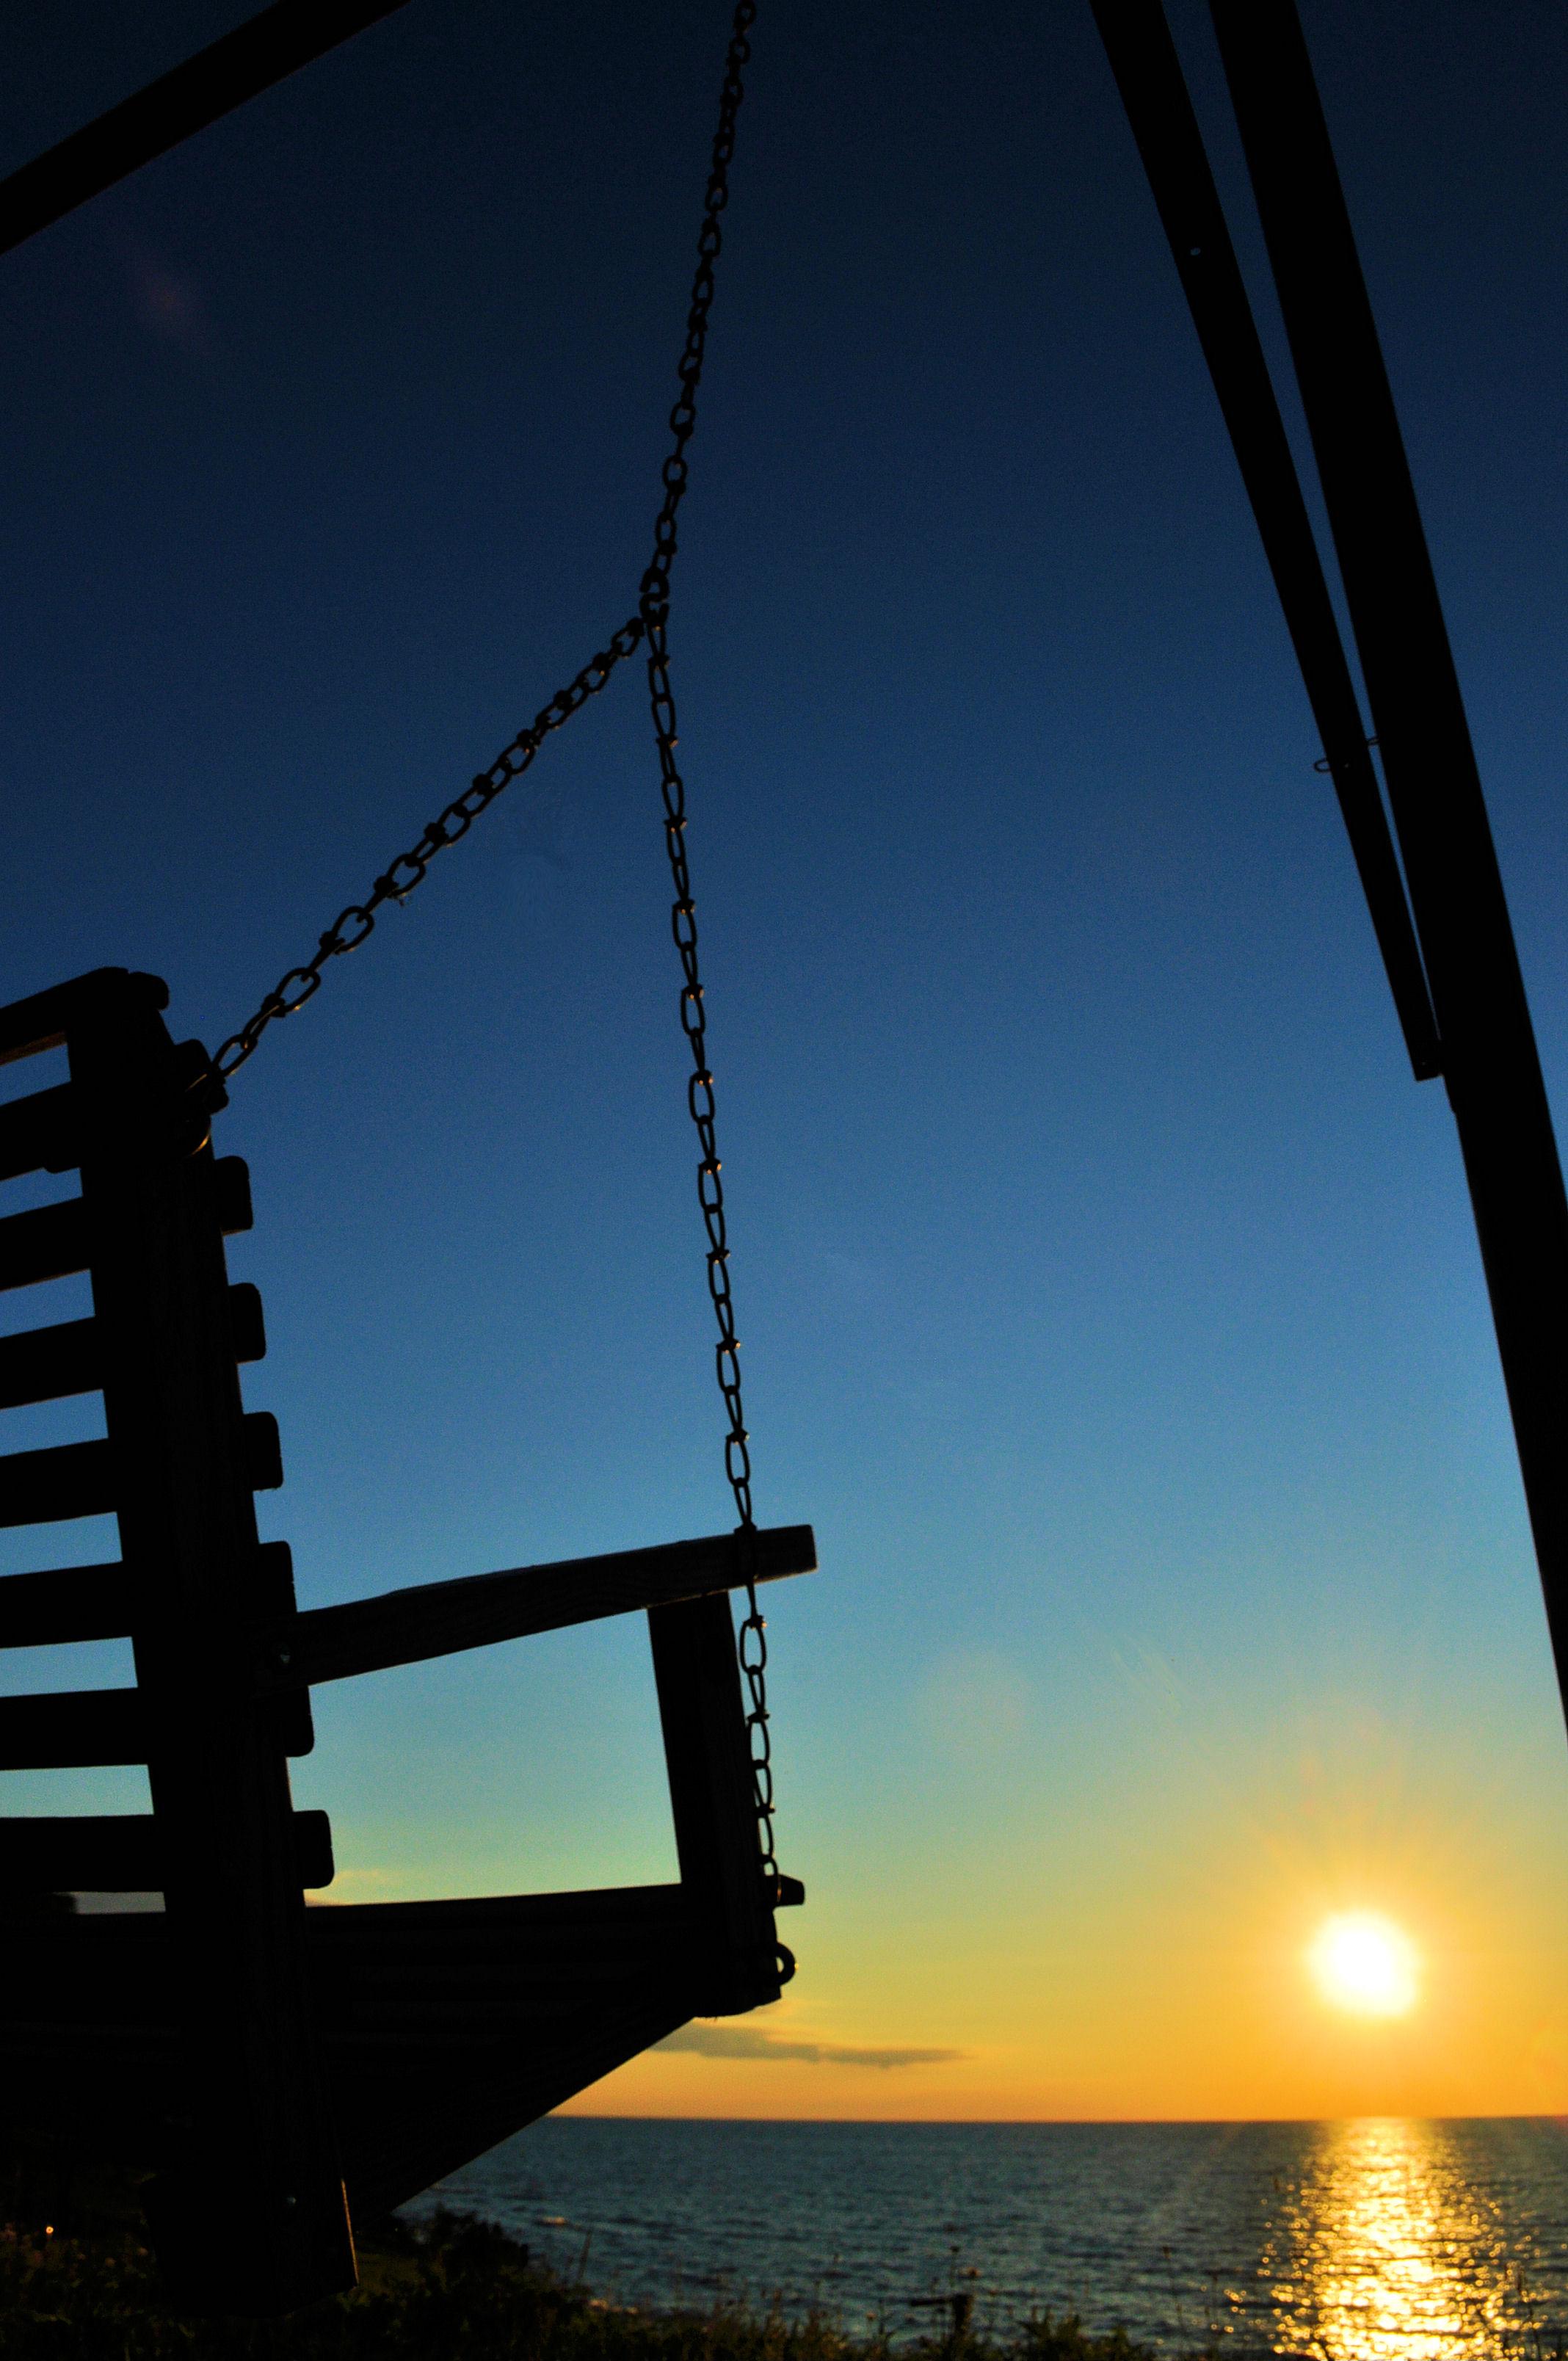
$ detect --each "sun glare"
[1308,1912,1420,2019]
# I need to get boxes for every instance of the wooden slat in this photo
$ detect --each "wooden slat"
[0,1808,332,1890]
[211,1156,253,1236]
[258,1522,817,1692]
[0,1534,293,1665]
[0,1554,308,1744]
[0,1313,99,1409]
[0,1687,145,1769]
[0,1198,90,1293]
[244,1410,283,1490]
[0,1411,280,1527]
[308,1882,700,1980]
[0,1284,262,1414]
[0,1559,123,1644]
[0,1082,79,1184]
[0,967,165,1069]
[0,1435,116,1524]
[0,1885,703,2032]
[228,1281,266,1363]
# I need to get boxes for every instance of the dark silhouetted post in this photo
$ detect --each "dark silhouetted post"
[1203,0,1568,1713]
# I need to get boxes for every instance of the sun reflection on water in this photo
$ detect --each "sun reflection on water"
[1260,2119,1535,2360]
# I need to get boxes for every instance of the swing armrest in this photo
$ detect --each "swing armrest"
[256,1523,816,1693]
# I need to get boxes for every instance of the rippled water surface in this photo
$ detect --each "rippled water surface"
[407,2117,1568,2357]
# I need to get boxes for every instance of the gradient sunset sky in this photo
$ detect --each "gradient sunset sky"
[2,0,1567,2125]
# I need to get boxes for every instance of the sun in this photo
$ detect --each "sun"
[1308,1912,1420,2018]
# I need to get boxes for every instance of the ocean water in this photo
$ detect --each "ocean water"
[404,2116,1568,2358]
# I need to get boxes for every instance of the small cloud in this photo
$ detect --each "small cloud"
[654,2023,964,2070]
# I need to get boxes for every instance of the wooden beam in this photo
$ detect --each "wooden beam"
[1088,0,1440,1081]
[0,1199,93,1293]
[0,0,415,262]
[0,1808,332,1890]
[0,1687,146,1769]
[0,968,166,1069]
[0,1542,311,1753]
[209,1157,254,1237]
[0,1286,265,1411]
[0,1881,702,2034]
[256,1523,816,1693]
[0,1410,280,1526]
[0,1559,124,1644]
[0,1437,118,1523]
[1207,0,1568,1725]
[0,1313,104,1410]
[649,1590,784,2014]
[0,1168,253,1301]
[0,1083,79,1184]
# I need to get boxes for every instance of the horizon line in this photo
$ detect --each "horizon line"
[548,2125,1568,2144]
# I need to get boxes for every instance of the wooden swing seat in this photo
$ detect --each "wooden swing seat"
[4,1876,802,2217]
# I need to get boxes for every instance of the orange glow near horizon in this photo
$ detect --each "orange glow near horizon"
[543,1763,1568,2123]
[303,1644,1568,2126]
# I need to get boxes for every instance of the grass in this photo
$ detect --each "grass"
[0,2207,1171,2361]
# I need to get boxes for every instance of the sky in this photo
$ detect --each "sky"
[1,0,1567,2125]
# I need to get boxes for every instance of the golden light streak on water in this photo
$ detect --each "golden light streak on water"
[1260,2119,1540,2360]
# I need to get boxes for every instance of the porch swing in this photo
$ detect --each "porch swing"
[0,0,811,2317]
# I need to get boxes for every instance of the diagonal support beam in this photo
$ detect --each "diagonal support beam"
[1089,0,1440,1082]
[1203,0,1568,1723]
[257,1523,816,1693]
[0,0,413,261]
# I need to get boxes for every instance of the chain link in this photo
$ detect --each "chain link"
[639,0,787,1939]
[211,619,643,1081]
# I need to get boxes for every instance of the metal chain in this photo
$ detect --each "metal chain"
[639,0,786,1922]
[211,618,643,1081]
[207,0,786,1934]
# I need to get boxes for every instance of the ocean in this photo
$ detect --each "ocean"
[404,2116,1568,2358]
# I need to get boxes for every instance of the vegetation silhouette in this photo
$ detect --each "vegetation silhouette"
[0,2208,1197,2361]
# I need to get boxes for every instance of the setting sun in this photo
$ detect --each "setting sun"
[1308,1914,1421,2019]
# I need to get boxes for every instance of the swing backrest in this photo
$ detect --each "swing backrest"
[0,966,352,2307]
[0,968,810,2313]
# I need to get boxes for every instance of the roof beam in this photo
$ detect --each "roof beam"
[1090,0,1440,1082]
[0,0,412,261]
[1205,0,1568,1709]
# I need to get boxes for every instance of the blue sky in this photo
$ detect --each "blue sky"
[1,0,1566,2115]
